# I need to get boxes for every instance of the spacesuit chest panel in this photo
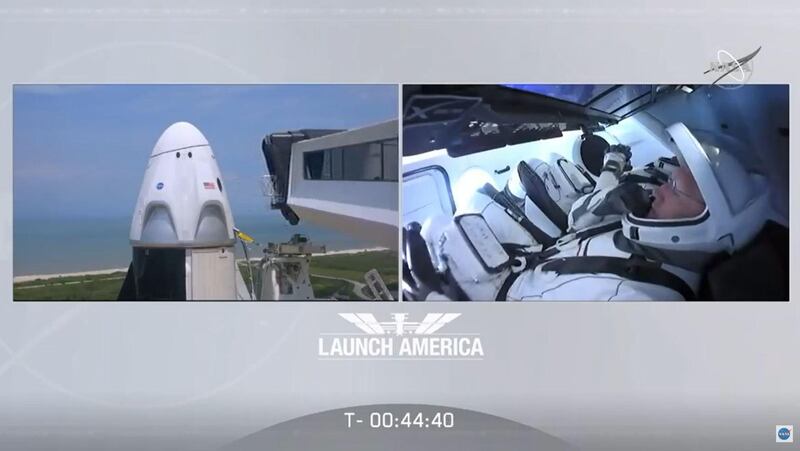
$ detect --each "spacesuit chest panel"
[505,230,700,301]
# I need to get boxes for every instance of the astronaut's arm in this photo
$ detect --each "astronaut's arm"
[567,145,650,231]
[620,155,679,185]
[593,144,632,189]
[567,182,651,231]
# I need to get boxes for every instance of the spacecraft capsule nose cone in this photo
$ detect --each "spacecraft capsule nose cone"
[151,121,210,156]
[132,120,234,250]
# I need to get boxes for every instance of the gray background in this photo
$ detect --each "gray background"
[1,1,798,450]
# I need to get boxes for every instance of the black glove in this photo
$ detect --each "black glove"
[601,144,633,176]
[606,144,632,160]
[593,183,652,217]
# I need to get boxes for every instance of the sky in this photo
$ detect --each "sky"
[13,84,398,220]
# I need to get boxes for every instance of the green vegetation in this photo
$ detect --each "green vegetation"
[309,275,354,299]
[311,249,398,291]
[14,250,398,301]
[239,249,398,300]
[13,272,127,301]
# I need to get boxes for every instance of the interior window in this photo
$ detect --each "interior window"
[343,143,382,180]
[305,138,399,181]
[382,139,399,181]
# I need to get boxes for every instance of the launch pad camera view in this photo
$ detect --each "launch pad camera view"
[13,84,399,301]
[401,84,789,301]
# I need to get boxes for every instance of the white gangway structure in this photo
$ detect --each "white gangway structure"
[261,120,399,251]
[257,119,399,300]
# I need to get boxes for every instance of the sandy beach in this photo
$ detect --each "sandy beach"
[13,247,390,284]
[315,246,387,257]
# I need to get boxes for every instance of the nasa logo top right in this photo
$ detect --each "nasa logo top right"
[776,425,793,443]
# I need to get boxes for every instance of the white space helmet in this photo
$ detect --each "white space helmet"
[621,123,769,254]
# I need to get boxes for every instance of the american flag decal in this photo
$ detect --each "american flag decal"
[203,182,216,190]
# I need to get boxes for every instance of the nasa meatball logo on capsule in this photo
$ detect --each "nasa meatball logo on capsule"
[118,121,240,301]
[129,121,235,249]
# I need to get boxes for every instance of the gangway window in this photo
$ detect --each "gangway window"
[304,138,398,181]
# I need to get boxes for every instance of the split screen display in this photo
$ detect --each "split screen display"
[12,84,789,301]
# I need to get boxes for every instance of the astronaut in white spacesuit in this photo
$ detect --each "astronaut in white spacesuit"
[408,123,771,301]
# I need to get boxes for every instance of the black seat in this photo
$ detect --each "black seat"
[517,161,569,233]
[699,221,789,301]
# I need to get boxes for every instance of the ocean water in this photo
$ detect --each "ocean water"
[13,214,370,276]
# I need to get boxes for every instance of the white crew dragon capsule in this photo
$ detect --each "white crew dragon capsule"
[118,122,240,300]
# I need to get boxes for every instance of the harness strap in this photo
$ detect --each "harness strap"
[574,220,622,241]
[495,247,560,301]
[495,271,521,302]
[554,220,622,251]
[539,255,696,301]
[480,183,557,248]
